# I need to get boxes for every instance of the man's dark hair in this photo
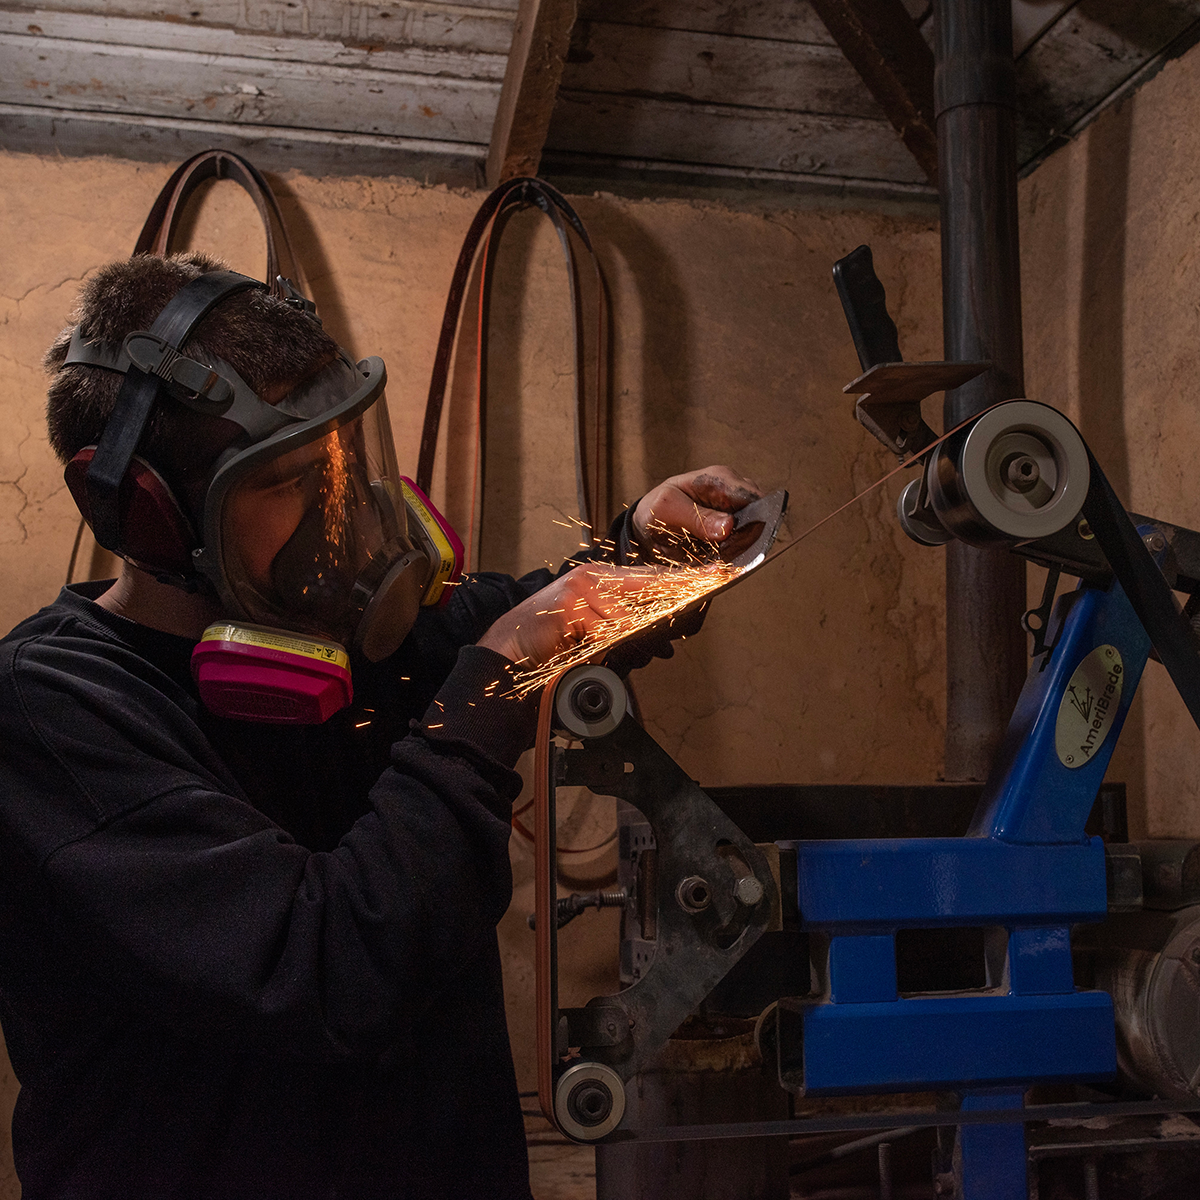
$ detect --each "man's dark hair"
[45,252,340,502]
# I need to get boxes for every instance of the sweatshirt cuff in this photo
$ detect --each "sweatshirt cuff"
[412,645,540,772]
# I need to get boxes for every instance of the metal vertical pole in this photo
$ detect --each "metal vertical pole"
[935,0,1028,781]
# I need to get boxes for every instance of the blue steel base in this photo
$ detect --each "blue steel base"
[789,991,1114,1094]
[774,576,1154,1199]
[958,1092,1027,1200]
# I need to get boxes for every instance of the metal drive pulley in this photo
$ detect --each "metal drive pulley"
[897,400,1092,548]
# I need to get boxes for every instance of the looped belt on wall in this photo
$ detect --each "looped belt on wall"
[416,177,611,567]
[66,148,314,585]
[134,149,310,300]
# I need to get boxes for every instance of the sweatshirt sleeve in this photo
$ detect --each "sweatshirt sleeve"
[0,632,530,1064]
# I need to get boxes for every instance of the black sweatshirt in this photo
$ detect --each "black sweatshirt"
[0,565,575,1200]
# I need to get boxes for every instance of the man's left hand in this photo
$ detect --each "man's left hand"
[632,465,763,563]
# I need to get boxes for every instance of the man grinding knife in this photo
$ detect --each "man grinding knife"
[0,252,763,1199]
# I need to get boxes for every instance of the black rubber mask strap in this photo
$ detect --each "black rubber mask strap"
[86,369,161,553]
[151,271,260,347]
[85,271,263,555]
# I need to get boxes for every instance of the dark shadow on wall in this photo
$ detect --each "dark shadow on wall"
[1077,101,1133,502]
[577,203,694,496]
[439,241,490,571]
[1076,97,1147,835]
[164,175,351,352]
[264,175,351,353]
[478,206,534,577]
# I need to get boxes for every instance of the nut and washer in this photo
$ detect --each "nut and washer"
[676,876,712,913]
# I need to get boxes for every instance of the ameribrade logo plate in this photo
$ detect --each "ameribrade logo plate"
[1055,644,1124,768]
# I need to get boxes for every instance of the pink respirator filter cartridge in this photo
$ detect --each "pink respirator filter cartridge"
[192,623,353,724]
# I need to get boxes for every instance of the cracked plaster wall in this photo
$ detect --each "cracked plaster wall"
[0,148,946,1194]
[1018,36,1200,844]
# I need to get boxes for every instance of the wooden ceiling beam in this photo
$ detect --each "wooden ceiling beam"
[808,0,939,186]
[486,0,578,188]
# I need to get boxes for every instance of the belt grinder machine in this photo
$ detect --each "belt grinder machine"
[534,247,1200,1199]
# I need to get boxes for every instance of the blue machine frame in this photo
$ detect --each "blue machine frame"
[778,568,1154,1199]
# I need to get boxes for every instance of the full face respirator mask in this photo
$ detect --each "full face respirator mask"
[62,270,463,724]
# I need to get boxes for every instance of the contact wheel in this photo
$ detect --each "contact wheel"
[927,400,1090,545]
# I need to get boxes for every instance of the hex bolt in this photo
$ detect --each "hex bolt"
[1002,452,1040,493]
[571,680,612,722]
[567,1080,613,1128]
[733,875,764,907]
[899,410,921,432]
[1144,531,1167,555]
[676,876,712,914]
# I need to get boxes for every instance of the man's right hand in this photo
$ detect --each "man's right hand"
[478,566,656,670]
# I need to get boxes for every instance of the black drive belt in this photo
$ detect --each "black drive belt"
[1080,447,1200,732]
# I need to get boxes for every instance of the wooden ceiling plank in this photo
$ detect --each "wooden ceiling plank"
[8,0,519,52]
[485,0,578,186]
[1016,0,1200,168]
[574,1,837,45]
[807,0,938,185]
[561,23,887,119]
[1012,0,1075,59]
[0,101,487,180]
[546,90,928,183]
[0,10,509,78]
[2,33,499,144]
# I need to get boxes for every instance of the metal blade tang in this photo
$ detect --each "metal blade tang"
[723,488,789,571]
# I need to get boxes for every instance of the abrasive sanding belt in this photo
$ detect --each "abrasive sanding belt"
[135,149,307,300]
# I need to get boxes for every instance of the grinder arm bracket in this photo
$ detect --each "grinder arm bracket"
[833,243,990,458]
[552,717,779,1082]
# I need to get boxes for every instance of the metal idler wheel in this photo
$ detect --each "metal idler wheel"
[555,1062,627,1141]
[554,664,627,739]
[927,400,1090,546]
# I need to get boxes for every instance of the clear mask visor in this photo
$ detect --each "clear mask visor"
[218,391,419,647]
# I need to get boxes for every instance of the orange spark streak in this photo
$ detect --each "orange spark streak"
[507,558,742,700]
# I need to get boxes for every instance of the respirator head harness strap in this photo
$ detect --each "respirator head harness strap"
[61,268,464,722]
[84,272,262,556]
[66,270,305,580]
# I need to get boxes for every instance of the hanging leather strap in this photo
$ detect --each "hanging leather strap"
[66,150,311,585]
[134,149,307,298]
[417,177,609,544]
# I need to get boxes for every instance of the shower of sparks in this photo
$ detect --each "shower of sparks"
[507,556,743,699]
[497,513,772,699]
[320,428,350,554]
